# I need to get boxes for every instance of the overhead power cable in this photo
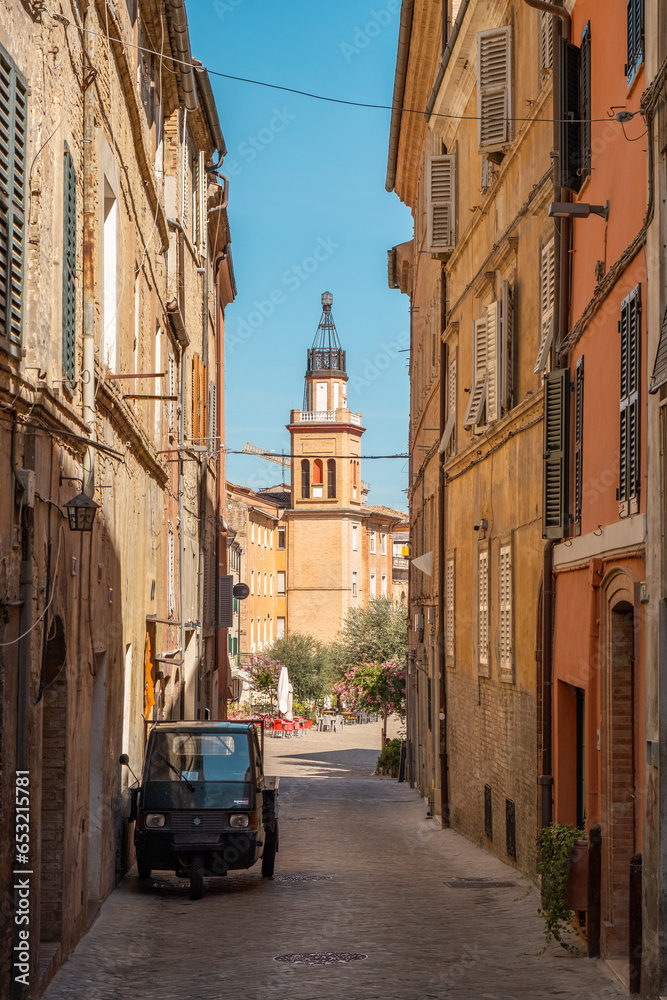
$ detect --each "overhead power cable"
[55,13,638,127]
[225,449,408,460]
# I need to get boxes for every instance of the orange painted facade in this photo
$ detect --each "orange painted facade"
[551,0,647,963]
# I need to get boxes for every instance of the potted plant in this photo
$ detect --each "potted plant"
[537,823,587,952]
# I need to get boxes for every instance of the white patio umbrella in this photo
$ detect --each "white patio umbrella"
[277,666,290,716]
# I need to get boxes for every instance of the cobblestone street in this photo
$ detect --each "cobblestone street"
[41,722,624,1000]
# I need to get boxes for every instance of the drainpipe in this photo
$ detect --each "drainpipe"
[522,0,569,829]
[197,244,208,720]
[214,249,229,719]
[437,266,449,826]
[82,2,96,495]
[385,0,415,192]
[168,218,187,720]
[165,0,198,111]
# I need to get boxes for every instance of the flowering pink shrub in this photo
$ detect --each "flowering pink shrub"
[246,655,283,700]
[333,659,405,716]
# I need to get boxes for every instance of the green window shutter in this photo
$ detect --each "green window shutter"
[626,0,644,84]
[581,24,591,180]
[559,38,582,192]
[228,634,232,653]
[0,47,27,351]
[62,144,76,383]
[574,357,584,535]
[543,368,570,539]
[618,286,641,514]
[232,636,237,656]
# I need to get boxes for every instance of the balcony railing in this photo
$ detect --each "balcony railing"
[295,409,363,425]
[393,557,409,569]
[300,410,335,422]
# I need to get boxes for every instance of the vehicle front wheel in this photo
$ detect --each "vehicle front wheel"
[261,821,278,878]
[137,859,151,880]
[189,853,204,900]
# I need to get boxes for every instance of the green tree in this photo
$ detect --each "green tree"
[268,633,335,706]
[334,598,408,669]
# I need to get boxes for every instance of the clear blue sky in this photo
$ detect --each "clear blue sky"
[187,0,413,510]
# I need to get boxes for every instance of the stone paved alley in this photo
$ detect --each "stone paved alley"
[41,722,625,1000]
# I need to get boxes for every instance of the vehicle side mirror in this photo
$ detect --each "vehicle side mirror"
[119,753,129,766]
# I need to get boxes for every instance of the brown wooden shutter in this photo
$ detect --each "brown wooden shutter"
[618,286,641,515]
[426,155,456,254]
[543,368,570,539]
[559,37,582,192]
[581,23,591,180]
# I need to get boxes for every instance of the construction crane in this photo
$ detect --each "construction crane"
[242,442,291,472]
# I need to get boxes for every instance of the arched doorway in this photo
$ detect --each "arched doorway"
[600,571,639,958]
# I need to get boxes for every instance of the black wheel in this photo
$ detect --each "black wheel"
[189,853,204,900]
[137,859,151,880]
[262,821,278,878]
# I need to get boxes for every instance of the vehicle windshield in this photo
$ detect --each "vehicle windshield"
[146,732,251,783]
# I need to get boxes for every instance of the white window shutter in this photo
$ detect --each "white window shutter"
[445,554,455,659]
[427,155,456,254]
[534,239,556,372]
[478,548,489,670]
[439,354,457,453]
[539,11,554,75]
[464,317,488,429]
[197,150,207,257]
[501,280,514,412]
[499,541,512,676]
[181,126,190,229]
[477,27,512,152]
[486,300,502,422]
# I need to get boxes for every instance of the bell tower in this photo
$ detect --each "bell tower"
[288,292,365,508]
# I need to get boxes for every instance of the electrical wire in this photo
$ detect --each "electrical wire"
[224,449,408,459]
[0,525,64,647]
[51,12,638,128]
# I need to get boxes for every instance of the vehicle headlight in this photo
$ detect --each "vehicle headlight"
[145,813,166,828]
[229,813,250,829]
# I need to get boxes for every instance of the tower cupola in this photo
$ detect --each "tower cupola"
[304,292,348,412]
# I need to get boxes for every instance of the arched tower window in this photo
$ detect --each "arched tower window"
[313,459,323,485]
[301,459,310,498]
[327,459,336,498]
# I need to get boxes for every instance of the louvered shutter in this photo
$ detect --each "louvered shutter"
[499,541,512,678]
[218,574,233,628]
[539,11,553,75]
[208,380,216,455]
[464,317,488,429]
[200,361,207,443]
[62,145,77,384]
[478,547,489,673]
[192,354,200,440]
[486,299,501,422]
[202,550,209,626]
[619,286,641,515]
[535,240,556,373]
[0,49,27,350]
[440,352,457,454]
[168,355,176,431]
[650,305,667,393]
[542,368,570,539]
[197,149,207,258]
[581,23,592,180]
[477,27,512,152]
[181,123,189,229]
[445,554,455,660]
[574,357,584,534]
[627,0,643,83]
[501,280,514,412]
[427,154,456,254]
[560,38,582,192]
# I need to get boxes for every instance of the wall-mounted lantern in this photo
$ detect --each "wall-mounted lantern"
[64,490,99,532]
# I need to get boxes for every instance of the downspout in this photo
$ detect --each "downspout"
[424,0,471,123]
[82,2,97,495]
[214,250,229,719]
[522,0,570,828]
[385,0,415,192]
[168,218,187,720]
[197,244,208,719]
[437,266,449,826]
[166,0,198,111]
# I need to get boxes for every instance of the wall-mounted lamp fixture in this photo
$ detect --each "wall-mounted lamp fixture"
[60,474,99,532]
[474,519,488,532]
[548,201,609,221]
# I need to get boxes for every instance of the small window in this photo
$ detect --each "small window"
[381,533,387,555]
[277,571,286,595]
[626,0,644,86]
[277,617,285,640]
[301,459,310,499]
[270,574,273,596]
[251,523,255,543]
[370,530,376,554]
[381,574,387,598]
[277,528,286,549]
[370,573,376,598]
[352,571,357,597]
[327,459,336,498]
[352,524,358,551]
[313,459,323,485]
